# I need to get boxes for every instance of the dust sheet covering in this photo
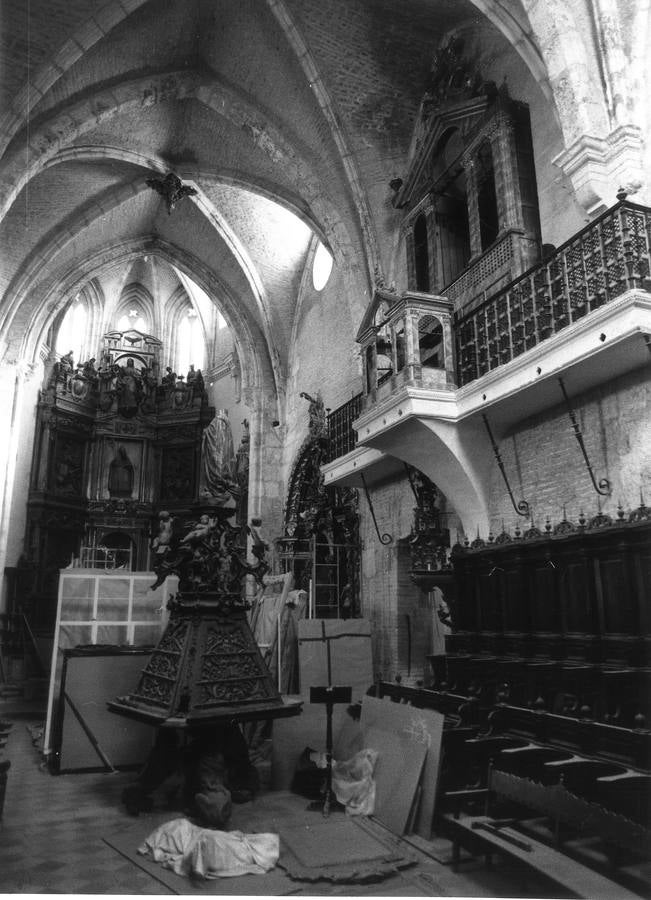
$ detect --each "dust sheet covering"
[248,573,306,693]
[139,817,279,879]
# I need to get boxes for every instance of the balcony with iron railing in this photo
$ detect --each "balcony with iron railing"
[324,200,651,476]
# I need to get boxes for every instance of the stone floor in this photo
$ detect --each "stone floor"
[0,704,562,897]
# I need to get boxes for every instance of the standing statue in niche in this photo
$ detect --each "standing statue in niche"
[60,350,75,377]
[199,409,236,503]
[49,350,75,389]
[161,367,176,389]
[171,375,189,410]
[300,391,327,439]
[234,420,250,525]
[81,358,97,381]
[140,366,158,413]
[116,357,142,416]
[109,445,135,498]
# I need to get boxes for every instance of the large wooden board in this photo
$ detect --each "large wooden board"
[362,723,427,836]
[54,647,154,773]
[361,695,444,838]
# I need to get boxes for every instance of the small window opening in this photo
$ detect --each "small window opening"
[414,214,430,292]
[395,325,406,372]
[476,141,499,250]
[312,241,333,291]
[418,316,444,369]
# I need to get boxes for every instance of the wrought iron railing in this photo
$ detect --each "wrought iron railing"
[455,201,651,386]
[326,392,363,461]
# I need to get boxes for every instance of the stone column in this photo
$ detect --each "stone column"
[493,116,523,232]
[440,312,456,386]
[0,359,42,610]
[462,153,481,259]
[404,229,416,291]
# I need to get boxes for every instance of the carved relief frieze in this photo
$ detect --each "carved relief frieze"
[205,626,248,655]
[156,621,189,655]
[200,654,260,682]
[38,509,87,530]
[48,412,93,436]
[132,673,174,706]
[198,678,267,704]
[88,498,151,517]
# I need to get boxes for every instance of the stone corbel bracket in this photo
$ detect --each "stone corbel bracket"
[553,124,645,215]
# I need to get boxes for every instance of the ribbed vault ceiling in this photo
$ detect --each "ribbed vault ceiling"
[0,0,536,384]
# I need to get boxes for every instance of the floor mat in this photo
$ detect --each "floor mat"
[278,817,417,883]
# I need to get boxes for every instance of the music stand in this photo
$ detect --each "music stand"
[309,684,352,816]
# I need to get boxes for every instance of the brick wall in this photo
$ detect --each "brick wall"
[486,367,651,533]
[360,473,423,682]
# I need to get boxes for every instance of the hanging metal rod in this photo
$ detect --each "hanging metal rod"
[482,414,530,517]
[404,463,420,504]
[360,473,393,545]
[558,377,611,496]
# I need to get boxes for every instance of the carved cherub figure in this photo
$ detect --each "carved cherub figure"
[180,514,213,545]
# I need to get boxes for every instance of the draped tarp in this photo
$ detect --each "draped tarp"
[199,409,236,499]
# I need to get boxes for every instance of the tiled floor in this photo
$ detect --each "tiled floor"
[0,707,558,897]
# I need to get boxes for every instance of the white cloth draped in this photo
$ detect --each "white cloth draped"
[138,817,279,879]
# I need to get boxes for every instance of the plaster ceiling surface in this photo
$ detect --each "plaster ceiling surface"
[0,0,541,380]
[0,0,111,114]
[65,100,318,210]
[0,160,133,294]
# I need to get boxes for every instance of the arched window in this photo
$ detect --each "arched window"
[55,296,88,362]
[116,308,147,333]
[476,140,499,250]
[376,328,392,385]
[176,308,204,376]
[418,316,444,369]
[429,128,472,290]
[312,241,334,291]
[414,214,430,292]
[395,323,406,372]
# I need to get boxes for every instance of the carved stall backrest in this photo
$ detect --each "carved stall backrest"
[486,704,651,770]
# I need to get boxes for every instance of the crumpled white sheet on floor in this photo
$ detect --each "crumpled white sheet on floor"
[332,748,379,816]
[138,817,279,879]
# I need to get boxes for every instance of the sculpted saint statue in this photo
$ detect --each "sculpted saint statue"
[108,445,134,497]
[116,357,142,416]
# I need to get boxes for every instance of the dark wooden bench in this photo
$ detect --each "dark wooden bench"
[441,763,651,899]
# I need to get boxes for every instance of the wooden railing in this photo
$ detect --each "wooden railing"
[326,202,651,461]
[455,200,651,386]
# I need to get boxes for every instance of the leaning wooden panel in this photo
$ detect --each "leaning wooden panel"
[361,694,444,838]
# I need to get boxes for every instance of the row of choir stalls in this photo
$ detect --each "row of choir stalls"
[369,492,651,895]
[18,327,218,638]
